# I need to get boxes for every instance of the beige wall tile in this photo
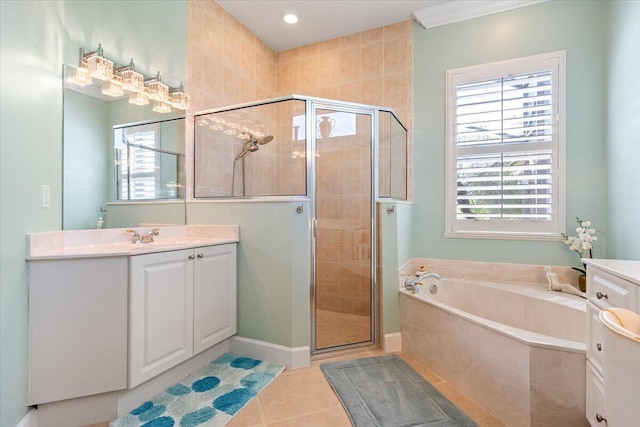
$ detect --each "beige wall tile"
[383,72,409,113]
[299,42,319,58]
[384,20,412,39]
[383,36,408,75]
[338,47,361,83]
[188,3,413,205]
[361,43,383,79]
[361,27,383,44]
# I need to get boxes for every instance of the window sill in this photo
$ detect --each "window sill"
[444,231,563,242]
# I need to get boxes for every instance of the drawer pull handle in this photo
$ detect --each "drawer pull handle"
[597,343,602,351]
[188,255,195,260]
[596,413,606,423]
[197,253,204,259]
[596,291,608,299]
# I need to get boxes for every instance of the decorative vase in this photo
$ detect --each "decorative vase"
[316,116,335,139]
[578,275,587,292]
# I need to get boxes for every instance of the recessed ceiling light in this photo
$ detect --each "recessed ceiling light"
[283,14,298,24]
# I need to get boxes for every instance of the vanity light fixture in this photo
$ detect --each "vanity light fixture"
[67,44,190,112]
[170,83,190,110]
[152,99,172,114]
[84,44,114,81]
[283,14,298,24]
[128,90,149,106]
[68,66,93,86]
[101,74,124,97]
[145,72,170,102]
[118,60,145,93]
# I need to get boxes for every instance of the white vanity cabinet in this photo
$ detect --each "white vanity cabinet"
[28,257,129,405]
[584,259,640,426]
[129,244,237,387]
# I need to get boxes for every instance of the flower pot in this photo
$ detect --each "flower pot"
[578,275,587,292]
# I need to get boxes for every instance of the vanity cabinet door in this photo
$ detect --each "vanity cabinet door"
[129,249,194,388]
[28,257,128,405]
[193,244,237,355]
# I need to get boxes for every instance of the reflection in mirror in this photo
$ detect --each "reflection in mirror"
[63,64,186,230]
[115,119,185,201]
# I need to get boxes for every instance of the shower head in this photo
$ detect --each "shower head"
[234,134,273,161]
[255,135,273,145]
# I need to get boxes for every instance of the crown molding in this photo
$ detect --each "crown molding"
[413,0,549,29]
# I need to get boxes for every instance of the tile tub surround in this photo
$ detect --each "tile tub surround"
[27,225,239,259]
[399,275,587,426]
[403,258,585,289]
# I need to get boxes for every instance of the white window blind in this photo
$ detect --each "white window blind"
[445,52,565,238]
[115,127,159,200]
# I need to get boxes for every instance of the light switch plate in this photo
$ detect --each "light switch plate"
[42,185,50,208]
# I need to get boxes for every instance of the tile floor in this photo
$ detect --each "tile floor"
[315,309,371,349]
[227,348,507,427]
[95,348,506,427]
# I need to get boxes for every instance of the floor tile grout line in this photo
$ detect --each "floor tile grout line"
[262,403,347,426]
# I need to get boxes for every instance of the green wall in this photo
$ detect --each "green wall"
[412,0,608,266]
[187,201,311,348]
[379,201,413,335]
[0,1,186,425]
[605,0,640,260]
[63,89,110,229]
[1,3,64,424]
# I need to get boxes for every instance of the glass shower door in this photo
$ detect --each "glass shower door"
[314,107,373,351]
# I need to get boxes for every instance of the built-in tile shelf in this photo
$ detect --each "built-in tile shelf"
[27,225,239,259]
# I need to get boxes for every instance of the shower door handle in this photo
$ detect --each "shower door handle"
[312,219,317,238]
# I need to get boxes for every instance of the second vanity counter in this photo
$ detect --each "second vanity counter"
[27,224,239,259]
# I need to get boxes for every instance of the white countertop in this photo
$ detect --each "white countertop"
[27,225,239,260]
[583,258,640,286]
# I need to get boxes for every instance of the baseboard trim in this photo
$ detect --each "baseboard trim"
[383,332,402,353]
[16,408,37,427]
[229,336,310,369]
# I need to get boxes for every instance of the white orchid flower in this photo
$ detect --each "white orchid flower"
[563,217,597,263]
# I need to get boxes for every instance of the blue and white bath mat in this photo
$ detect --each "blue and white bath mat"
[110,353,284,427]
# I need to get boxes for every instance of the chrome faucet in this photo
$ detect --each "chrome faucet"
[126,228,159,244]
[143,228,160,243]
[404,271,441,293]
[127,229,142,244]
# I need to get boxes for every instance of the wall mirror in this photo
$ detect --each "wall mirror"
[63,64,186,230]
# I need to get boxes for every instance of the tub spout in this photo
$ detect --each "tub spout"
[404,271,441,293]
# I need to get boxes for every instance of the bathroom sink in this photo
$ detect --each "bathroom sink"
[27,225,239,260]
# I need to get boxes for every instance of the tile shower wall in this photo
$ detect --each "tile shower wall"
[275,21,414,199]
[188,2,412,198]
[187,0,277,196]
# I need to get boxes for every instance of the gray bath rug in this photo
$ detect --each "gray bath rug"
[320,354,478,427]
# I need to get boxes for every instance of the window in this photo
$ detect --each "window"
[445,51,565,239]
[114,119,184,201]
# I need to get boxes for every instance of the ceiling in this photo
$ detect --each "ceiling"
[216,0,447,52]
[217,1,547,52]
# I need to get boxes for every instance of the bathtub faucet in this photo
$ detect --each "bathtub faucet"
[404,271,441,293]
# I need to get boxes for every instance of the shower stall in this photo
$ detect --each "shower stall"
[194,95,407,354]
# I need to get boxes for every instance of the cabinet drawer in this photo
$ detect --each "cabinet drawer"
[586,302,604,373]
[587,268,637,310]
[586,362,607,427]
